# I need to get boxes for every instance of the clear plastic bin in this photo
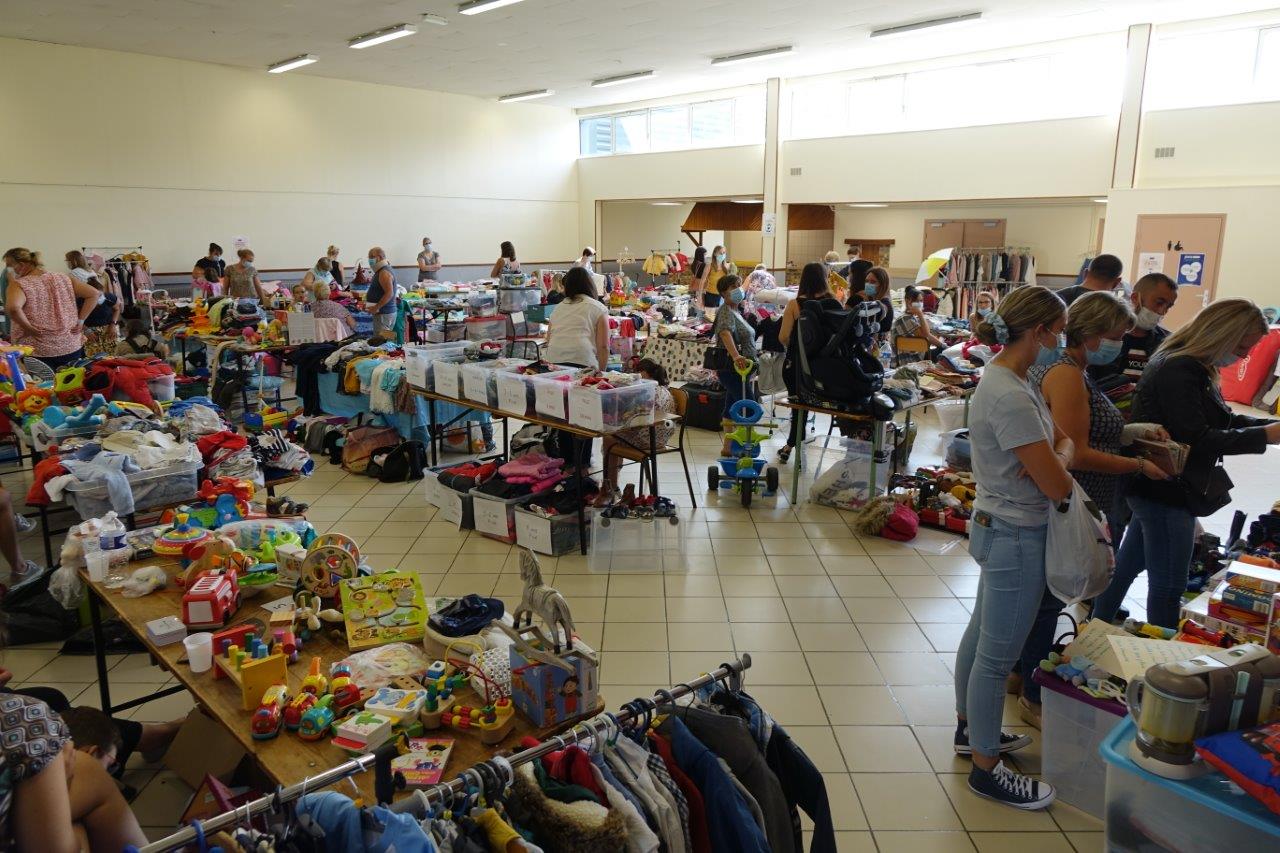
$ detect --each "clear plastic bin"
[423,466,474,529]
[933,397,969,432]
[588,513,686,572]
[1037,671,1125,819]
[494,369,580,417]
[148,374,176,402]
[529,374,577,422]
[405,342,469,389]
[467,291,498,316]
[567,380,657,433]
[1101,718,1280,851]
[424,321,466,343]
[431,360,464,399]
[465,317,508,342]
[470,487,552,544]
[460,360,531,408]
[514,506,591,555]
[64,460,200,521]
[27,422,100,453]
[498,288,543,313]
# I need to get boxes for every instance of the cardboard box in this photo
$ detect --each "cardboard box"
[508,641,598,727]
[164,709,249,788]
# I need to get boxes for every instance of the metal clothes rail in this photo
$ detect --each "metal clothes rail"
[139,654,752,852]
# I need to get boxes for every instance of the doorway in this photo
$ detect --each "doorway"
[1132,214,1226,331]
[922,219,1007,258]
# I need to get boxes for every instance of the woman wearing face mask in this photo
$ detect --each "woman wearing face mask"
[846,266,894,338]
[702,245,733,309]
[711,275,759,455]
[968,290,998,332]
[225,248,266,302]
[893,284,946,359]
[1012,292,1170,727]
[417,238,441,282]
[953,285,1074,811]
[1092,299,1280,628]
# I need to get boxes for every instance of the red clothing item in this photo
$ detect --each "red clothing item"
[26,454,68,506]
[196,431,248,467]
[84,357,173,407]
[649,731,712,853]
[519,740,607,803]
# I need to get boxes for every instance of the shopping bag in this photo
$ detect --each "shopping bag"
[1045,481,1114,605]
[341,419,400,475]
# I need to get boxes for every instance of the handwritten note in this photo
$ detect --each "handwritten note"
[1065,620,1206,681]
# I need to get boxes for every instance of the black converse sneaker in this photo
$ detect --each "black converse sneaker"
[968,760,1056,810]
[953,720,1032,755]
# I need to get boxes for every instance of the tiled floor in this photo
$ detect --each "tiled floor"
[5,404,1277,849]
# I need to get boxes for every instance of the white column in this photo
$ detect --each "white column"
[761,77,785,269]
[1112,23,1152,190]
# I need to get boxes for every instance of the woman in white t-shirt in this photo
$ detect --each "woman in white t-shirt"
[545,268,608,371]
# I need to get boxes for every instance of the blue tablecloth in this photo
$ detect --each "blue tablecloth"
[315,373,489,442]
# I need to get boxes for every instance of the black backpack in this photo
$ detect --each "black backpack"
[792,300,884,410]
[368,441,426,482]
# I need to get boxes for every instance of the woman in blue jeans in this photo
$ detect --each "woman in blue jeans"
[953,285,1074,811]
[1092,299,1280,627]
[711,275,759,455]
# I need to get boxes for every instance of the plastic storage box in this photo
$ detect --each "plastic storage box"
[431,360,464,399]
[1101,718,1280,851]
[933,397,970,432]
[424,320,467,344]
[148,374,176,402]
[588,513,685,571]
[465,316,508,342]
[497,287,543,314]
[64,460,200,521]
[567,380,657,433]
[460,359,531,408]
[467,291,498,316]
[514,506,591,555]
[470,485,553,544]
[529,374,577,422]
[494,369,580,418]
[422,466,474,529]
[405,342,469,389]
[1036,669,1125,818]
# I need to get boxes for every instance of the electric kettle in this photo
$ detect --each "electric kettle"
[1127,643,1280,779]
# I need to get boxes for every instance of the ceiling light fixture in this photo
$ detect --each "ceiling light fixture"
[348,23,418,49]
[498,89,554,102]
[651,202,683,206]
[849,203,888,208]
[1092,198,1109,203]
[711,46,793,66]
[871,12,982,39]
[267,54,318,73]
[591,70,656,88]
[459,0,528,15]
[730,199,761,204]
[421,13,449,26]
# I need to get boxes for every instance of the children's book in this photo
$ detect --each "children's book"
[391,737,454,787]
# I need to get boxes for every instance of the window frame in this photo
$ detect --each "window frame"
[578,90,764,157]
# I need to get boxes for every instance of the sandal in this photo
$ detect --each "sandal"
[267,496,309,517]
[777,445,792,463]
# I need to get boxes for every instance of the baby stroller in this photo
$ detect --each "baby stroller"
[707,359,780,507]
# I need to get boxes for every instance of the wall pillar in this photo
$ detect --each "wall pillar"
[761,77,786,269]
[1112,23,1152,190]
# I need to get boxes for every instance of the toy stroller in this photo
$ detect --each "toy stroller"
[707,358,780,507]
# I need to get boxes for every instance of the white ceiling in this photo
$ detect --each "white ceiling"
[4,0,1278,108]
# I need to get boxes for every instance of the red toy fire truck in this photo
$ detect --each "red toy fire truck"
[182,570,241,630]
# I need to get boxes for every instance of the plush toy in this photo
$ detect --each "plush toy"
[198,477,256,505]
[190,299,212,334]
[43,393,110,429]
[14,387,53,415]
[241,326,262,346]
[178,534,239,588]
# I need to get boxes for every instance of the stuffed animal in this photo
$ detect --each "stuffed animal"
[14,387,53,415]
[43,393,110,429]
[53,366,87,404]
[178,534,239,588]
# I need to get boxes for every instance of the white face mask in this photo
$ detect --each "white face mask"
[1133,305,1161,331]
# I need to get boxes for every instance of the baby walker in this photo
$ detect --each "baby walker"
[707,359,780,507]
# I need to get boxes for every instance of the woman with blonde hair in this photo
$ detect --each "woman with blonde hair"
[4,248,99,369]
[701,244,733,309]
[299,257,335,294]
[225,248,266,302]
[1093,298,1280,627]
[953,284,1074,810]
[65,250,121,357]
[310,278,356,335]
[326,245,344,288]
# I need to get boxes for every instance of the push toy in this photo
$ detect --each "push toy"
[155,513,213,557]
[298,695,336,741]
[301,656,328,696]
[329,663,363,713]
[283,691,318,731]
[440,699,516,745]
[706,358,779,507]
[210,624,288,710]
[182,570,240,630]
[251,684,289,740]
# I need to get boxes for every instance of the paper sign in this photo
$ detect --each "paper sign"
[534,379,568,420]
[461,365,491,404]
[568,385,605,432]
[262,595,295,613]
[1178,253,1205,285]
[510,311,525,326]
[286,312,316,344]
[405,348,429,388]
[1138,252,1164,277]
[762,212,777,237]
[515,509,554,554]
[1065,620,1205,682]
[473,497,509,539]
[437,490,464,527]
[434,362,460,399]
[233,236,250,250]
[495,373,529,416]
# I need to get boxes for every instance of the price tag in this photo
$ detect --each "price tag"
[495,373,528,416]
[473,498,509,539]
[534,379,568,420]
[461,365,490,403]
[568,385,605,432]
[515,509,553,554]
[435,362,460,398]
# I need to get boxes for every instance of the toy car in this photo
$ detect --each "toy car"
[250,684,289,740]
[329,664,363,715]
[283,691,317,731]
[298,695,336,741]
[301,657,328,696]
[182,570,241,630]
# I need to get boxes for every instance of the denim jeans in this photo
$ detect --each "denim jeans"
[955,511,1049,756]
[1013,586,1064,704]
[718,369,759,417]
[1091,494,1197,628]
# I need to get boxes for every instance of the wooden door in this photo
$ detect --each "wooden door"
[1132,214,1226,332]
[923,220,965,259]
[962,219,1006,248]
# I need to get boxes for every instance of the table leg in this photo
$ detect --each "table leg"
[575,469,587,556]
[790,416,803,500]
[648,424,660,503]
[88,590,112,714]
[501,417,509,461]
[870,424,882,503]
[428,398,438,467]
[179,337,188,374]
[39,505,53,568]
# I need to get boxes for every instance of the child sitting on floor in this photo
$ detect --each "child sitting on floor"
[115,311,170,360]
[596,358,676,505]
[59,706,124,772]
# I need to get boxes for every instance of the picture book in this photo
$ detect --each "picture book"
[391,737,454,787]
[339,572,428,651]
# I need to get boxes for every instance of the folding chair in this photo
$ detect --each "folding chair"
[607,386,697,507]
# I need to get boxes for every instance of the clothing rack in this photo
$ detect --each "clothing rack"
[140,654,752,852]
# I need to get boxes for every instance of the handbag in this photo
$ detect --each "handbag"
[1045,480,1115,605]
[1179,463,1233,518]
[702,346,734,373]
[341,415,400,474]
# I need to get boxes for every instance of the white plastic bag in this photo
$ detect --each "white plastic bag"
[49,563,84,609]
[1045,481,1115,605]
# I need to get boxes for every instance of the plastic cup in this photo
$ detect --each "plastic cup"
[184,633,214,673]
[85,550,110,583]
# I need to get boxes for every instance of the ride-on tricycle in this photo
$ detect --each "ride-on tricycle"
[707,359,780,507]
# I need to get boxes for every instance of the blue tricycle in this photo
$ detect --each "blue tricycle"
[707,359,780,507]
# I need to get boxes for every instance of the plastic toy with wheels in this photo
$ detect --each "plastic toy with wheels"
[707,359,780,507]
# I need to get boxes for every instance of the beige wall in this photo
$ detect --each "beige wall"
[0,37,580,272]
[783,116,1117,203]
[1137,102,1280,189]
[598,202,693,260]
[835,204,1104,277]
[1102,185,1280,306]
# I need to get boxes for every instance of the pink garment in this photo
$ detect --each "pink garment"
[498,452,564,479]
[10,271,84,357]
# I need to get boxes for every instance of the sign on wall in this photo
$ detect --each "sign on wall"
[762,213,777,237]
[1177,253,1205,285]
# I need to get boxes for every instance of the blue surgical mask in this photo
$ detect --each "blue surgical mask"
[1086,338,1124,365]
[715,253,726,263]
[368,257,378,267]
[977,307,992,318]
[728,288,745,304]
[1035,333,1066,367]
[863,284,877,297]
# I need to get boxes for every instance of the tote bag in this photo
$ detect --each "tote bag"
[1045,481,1115,605]
[341,416,400,475]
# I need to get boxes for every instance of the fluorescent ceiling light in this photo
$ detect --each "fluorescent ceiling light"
[592,70,655,88]
[349,24,417,49]
[651,202,683,206]
[871,12,982,39]
[711,46,792,66]
[498,89,553,102]
[730,199,761,204]
[267,54,317,73]
[849,203,888,208]
[459,0,528,15]
[1092,198,1109,203]
[421,13,449,26]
